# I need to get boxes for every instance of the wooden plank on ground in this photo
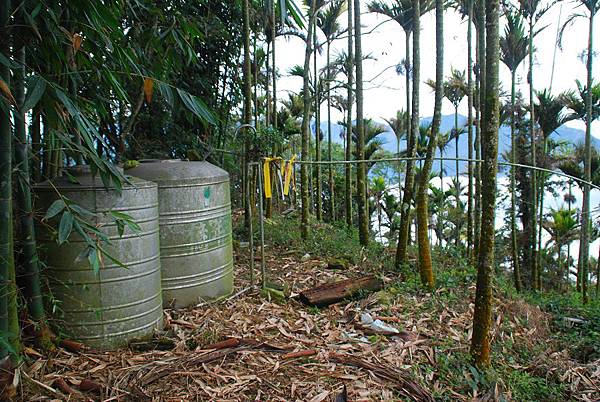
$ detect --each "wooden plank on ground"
[298,275,383,307]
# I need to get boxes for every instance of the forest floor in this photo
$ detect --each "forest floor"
[20,213,600,401]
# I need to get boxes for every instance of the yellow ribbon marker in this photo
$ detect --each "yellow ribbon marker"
[283,155,296,196]
[263,157,282,199]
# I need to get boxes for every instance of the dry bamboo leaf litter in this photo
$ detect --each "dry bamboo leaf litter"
[17,243,600,401]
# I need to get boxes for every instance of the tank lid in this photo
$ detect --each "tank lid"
[127,160,229,184]
[66,164,124,176]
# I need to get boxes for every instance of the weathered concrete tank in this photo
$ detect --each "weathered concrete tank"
[35,165,163,349]
[127,160,233,307]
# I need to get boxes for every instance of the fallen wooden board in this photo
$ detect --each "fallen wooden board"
[298,275,383,307]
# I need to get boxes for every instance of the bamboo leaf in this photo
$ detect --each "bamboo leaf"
[44,199,66,220]
[158,82,174,107]
[176,88,216,125]
[88,247,101,275]
[58,211,74,244]
[22,75,46,111]
[0,53,20,69]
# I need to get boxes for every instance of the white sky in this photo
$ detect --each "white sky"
[275,1,599,135]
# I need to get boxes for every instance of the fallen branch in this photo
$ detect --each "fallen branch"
[299,275,383,307]
[328,352,434,402]
[281,349,317,359]
[202,338,241,350]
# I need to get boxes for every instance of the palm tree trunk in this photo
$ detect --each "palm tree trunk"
[253,28,259,129]
[439,149,444,246]
[592,248,600,299]
[346,0,354,229]
[327,41,335,221]
[537,137,548,287]
[467,0,474,257]
[243,0,252,230]
[417,0,443,290]
[568,180,572,279]
[314,21,322,222]
[396,0,420,266]
[454,106,460,248]
[528,16,539,291]
[471,0,498,367]
[301,1,316,239]
[272,6,277,129]
[579,5,594,304]
[510,70,522,291]
[355,0,369,245]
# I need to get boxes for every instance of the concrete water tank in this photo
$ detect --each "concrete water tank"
[35,165,163,349]
[127,160,233,307]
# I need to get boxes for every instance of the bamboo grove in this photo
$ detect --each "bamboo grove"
[0,0,598,369]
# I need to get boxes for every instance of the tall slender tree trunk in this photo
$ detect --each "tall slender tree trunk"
[327,41,335,221]
[13,41,46,327]
[467,0,474,258]
[403,30,412,205]
[346,0,354,229]
[579,5,594,304]
[243,0,252,230]
[0,0,19,357]
[301,1,316,239]
[417,0,443,290]
[0,0,12,358]
[396,0,420,266]
[253,29,259,129]
[314,21,322,221]
[471,0,498,367]
[454,106,460,248]
[474,1,485,261]
[272,6,277,130]
[528,16,539,291]
[537,137,548,287]
[510,70,523,291]
[355,0,369,245]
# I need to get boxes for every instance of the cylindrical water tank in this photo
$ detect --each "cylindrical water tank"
[35,166,163,349]
[127,160,233,307]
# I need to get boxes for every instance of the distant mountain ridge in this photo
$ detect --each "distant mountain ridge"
[314,114,600,176]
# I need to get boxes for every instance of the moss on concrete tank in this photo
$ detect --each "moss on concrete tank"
[35,166,163,349]
[127,160,233,307]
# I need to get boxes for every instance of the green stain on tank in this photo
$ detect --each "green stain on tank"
[204,186,211,199]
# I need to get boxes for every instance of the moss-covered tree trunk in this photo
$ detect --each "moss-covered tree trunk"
[301,1,316,239]
[417,0,443,290]
[396,0,420,266]
[354,0,369,245]
[345,0,354,229]
[471,0,499,367]
[473,0,485,262]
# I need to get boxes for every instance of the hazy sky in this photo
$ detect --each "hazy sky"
[275,1,599,135]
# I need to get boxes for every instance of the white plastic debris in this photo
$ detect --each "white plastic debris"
[301,253,311,262]
[360,312,399,334]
